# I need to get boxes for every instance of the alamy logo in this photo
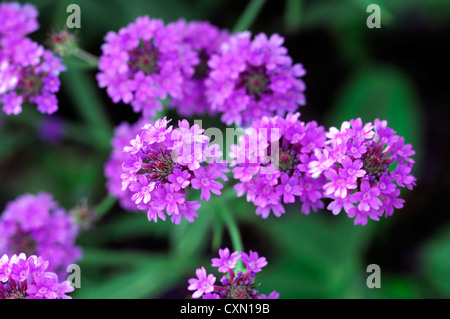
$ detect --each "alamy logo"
[366,4,381,29]
[66,4,81,29]
[67,264,81,288]
[366,264,381,288]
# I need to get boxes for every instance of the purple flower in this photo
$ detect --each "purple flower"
[240,250,268,273]
[167,19,229,117]
[0,253,74,299]
[327,197,353,216]
[211,248,241,273]
[153,183,185,216]
[0,4,66,116]
[191,166,224,201]
[323,169,357,199]
[188,248,278,299]
[120,117,226,224]
[275,173,303,203]
[0,2,39,37]
[205,31,306,126]
[310,118,416,225]
[351,182,382,212]
[230,112,327,218]
[129,175,155,205]
[187,266,216,299]
[259,291,280,299]
[167,168,191,191]
[0,193,82,278]
[38,115,65,143]
[97,16,198,118]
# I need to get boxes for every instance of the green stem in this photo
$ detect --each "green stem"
[61,69,112,151]
[219,202,245,272]
[232,0,267,33]
[73,48,99,67]
[211,215,224,251]
[94,195,117,220]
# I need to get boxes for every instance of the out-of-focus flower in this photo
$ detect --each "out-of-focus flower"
[0,192,82,277]
[0,3,66,116]
[166,19,229,117]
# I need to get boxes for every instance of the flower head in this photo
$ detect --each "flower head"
[187,248,278,299]
[120,117,228,224]
[97,16,200,118]
[309,118,416,225]
[205,31,306,126]
[0,192,82,277]
[0,253,73,299]
[230,112,326,218]
[166,19,229,116]
[0,3,65,115]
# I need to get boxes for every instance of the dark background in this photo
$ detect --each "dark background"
[0,0,449,298]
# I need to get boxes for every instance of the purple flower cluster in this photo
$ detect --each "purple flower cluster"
[0,253,73,299]
[167,19,229,117]
[105,119,147,211]
[230,112,327,218]
[121,117,229,224]
[187,248,279,299]
[0,192,82,277]
[206,31,306,126]
[97,16,202,118]
[0,2,66,115]
[97,16,306,124]
[309,118,416,225]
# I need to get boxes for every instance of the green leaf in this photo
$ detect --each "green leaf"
[420,225,450,297]
[170,197,214,259]
[74,249,187,298]
[254,212,375,298]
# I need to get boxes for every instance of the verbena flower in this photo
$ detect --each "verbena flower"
[166,19,229,117]
[0,2,39,39]
[0,253,73,299]
[121,117,228,224]
[187,248,278,299]
[230,112,327,218]
[309,118,416,225]
[0,2,66,115]
[96,16,198,118]
[0,192,82,277]
[105,119,147,211]
[205,31,306,126]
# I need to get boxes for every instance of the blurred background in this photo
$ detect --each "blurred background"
[0,0,449,298]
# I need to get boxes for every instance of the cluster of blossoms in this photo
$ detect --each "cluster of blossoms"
[97,16,198,118]
[0,192,82,277]
[121,117,229,224]
[0,253,73,299]
[206,31,306,126]
[309,118,416,225]
[166,19,229,117]
[230,112,327,218]
[0,2,66,115]
[187,248,278,299]
[97,16,305,125]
